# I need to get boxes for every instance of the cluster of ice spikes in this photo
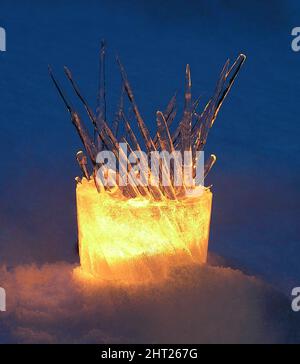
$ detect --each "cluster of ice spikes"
[49,41,245,200]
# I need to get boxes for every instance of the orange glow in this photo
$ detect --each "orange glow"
[75,178,212,284]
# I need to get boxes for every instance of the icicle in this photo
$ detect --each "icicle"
[121,115,152,194]
[153,92,177,148]
[99,121,141,198]
[96,40,107,127]
[48,66,97,165]
[164,92,177,121]
[117,56,156,154]
[157,111,186,196]
[152,112,177,200]
[75,176,82,185]
[112,85,125,138]
[192,122,204,158]
[211,54,246,126]
[64,66,103,145]
[191,54,246,150]
[64,66,118,153]
[71,112,98,165]
[189,60,230,153]
[92,167,102,193]
[122,113,165,200]
[122,112,142,152]
[192,95,202,114]
[204,154,217,178]
[121,137,152,198]
[172,97,200,149]
[156,111,174,153]
[48,65,72,113]
[191,100,212,151]
[76,151,90,180]
[180,64,192,154]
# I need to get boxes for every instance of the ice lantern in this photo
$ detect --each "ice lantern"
[76,179,213,283]
[49,42,245,283]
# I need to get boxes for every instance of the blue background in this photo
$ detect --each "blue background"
[0,0,299,294]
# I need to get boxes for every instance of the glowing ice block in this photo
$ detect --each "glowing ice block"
[76,179,212,283]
